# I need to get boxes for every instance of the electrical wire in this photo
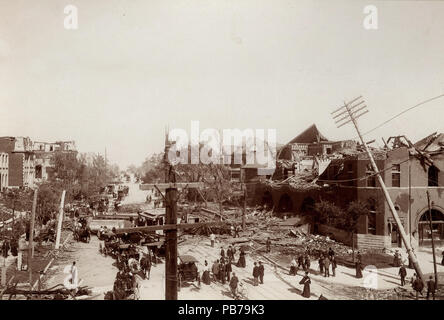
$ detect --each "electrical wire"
[360,93,444,138]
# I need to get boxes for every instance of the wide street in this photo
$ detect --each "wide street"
[44,182,444,300]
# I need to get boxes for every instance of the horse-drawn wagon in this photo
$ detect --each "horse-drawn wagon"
[178,255,200,288]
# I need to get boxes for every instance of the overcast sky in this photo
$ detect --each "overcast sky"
[1,0,443,169]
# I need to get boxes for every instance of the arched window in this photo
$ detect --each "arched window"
[428,165,439,187]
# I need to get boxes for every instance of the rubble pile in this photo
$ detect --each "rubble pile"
[263,172,321,191]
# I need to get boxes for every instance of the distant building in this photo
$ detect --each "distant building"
[0,137,35,188]
[0,152,9,191]
[33,140,77,181]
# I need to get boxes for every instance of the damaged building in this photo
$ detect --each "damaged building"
[254,126,444,250]
[33,140,77,181]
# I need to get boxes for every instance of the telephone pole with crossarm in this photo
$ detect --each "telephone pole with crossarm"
[332,96,425,284]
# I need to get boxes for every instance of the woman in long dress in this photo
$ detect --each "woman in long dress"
[299,271,311,298]
[237,249,246,268]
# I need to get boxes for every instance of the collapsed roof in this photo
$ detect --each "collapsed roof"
[287,124,330,144]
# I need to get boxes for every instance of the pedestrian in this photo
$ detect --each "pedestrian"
[318,255,324,274]
[426,276,436,300]
[230,272,239,299]
[412,274,424,300]
[299,271,311,298]
[132,274,142,300]
[225,259,232,282]
[331,256,337,277]
[210,233,215,247]
[221,247,225,259]
[328,247,335,259]
[324,256,330,277]
[290,257,297,276]
[202,260,211,285]
[237,249,246,268]
[17,234,27,271]
[356,251,362,264]
[441,250,444,266]
[258,261,264,284]
[212,260,220,282]
[398,264,407,286]
[70,261,79,292]
[2,239,9,259]
[227,246,233,261]
[230,225,235,237]
[297,255,304,269]
[235,225,240,238]
[220,261,226,284]
[253,262,260,286]
[304,254,311,271]
[266,237,271,253]
[355,260,363,279]
[393,250,401,267]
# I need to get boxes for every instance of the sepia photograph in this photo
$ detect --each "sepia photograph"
[1,0,444,310]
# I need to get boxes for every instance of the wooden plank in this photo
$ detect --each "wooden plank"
[115,221,227,234]
[140,182,204,191]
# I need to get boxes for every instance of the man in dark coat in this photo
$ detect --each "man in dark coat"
[220,248,225,260]
[227,247,233,261]
[412,274,424,300]
[299,271,311,298]
[398,264,407,286]
[393,250,401,267]
[427,276,436,300]
[318,255,324,274]
[230,272,239,298]
[304,254,311,271]
[328,247,335,259]
[297,255,304,269]
[258,261,264,284]
[252,262,260,286]
[225,260,232,282]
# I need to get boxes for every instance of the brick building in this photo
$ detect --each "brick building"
[318,134,444,249]
[0,137,35,188]
[33,140,77,181]
[0,152,8,191]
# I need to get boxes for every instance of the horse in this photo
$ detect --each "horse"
[76,226,91,243]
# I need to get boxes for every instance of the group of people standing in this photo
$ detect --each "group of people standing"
[252,261,265,286]
[110,245,153,300]
[318,248,338,277]
[290,252,311,276]
[290,247,337,278]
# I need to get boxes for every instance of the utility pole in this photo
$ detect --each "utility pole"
[164,132,178,300]
[28,188,38,286]
[54,190,66,250]
[332,96,425,284]
[426,190,438,285]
